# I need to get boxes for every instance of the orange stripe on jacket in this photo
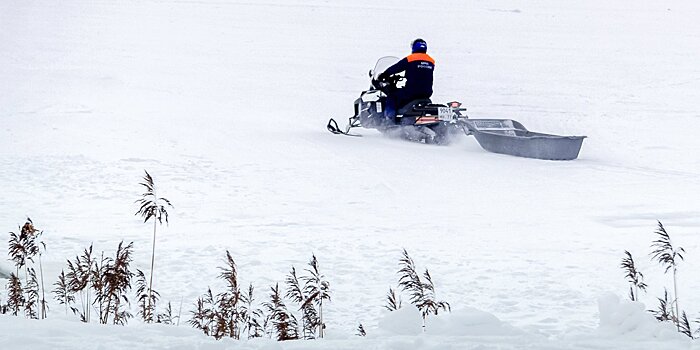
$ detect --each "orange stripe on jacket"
[407,53,435,64]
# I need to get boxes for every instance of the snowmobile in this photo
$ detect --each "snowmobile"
[327,56,469,145]
[327,56,587,160]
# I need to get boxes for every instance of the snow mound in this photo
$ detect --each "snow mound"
[376,306,521,337]
[377,307,423,336]
[597,293,684,341]
[426,307,523,336]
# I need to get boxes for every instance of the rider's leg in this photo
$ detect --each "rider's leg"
[384,94,397,121]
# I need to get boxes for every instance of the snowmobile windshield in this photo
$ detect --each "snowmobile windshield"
[372,56,400,80]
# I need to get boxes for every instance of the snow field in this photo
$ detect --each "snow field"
[2,0,700,348]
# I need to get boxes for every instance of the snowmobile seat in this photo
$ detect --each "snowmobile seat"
[398,99,432,116]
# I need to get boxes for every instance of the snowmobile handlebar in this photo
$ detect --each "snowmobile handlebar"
[372,74,403,91]
[379,74,402,85]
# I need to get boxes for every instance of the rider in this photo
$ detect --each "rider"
[376,38,435,120]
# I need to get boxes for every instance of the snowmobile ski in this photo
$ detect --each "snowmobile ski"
[327,118,362,137]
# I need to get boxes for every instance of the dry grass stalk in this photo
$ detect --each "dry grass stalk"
[52,270,75,315]
[264,283,299,341]
[8,218,47,318]
[135,170,173,322]
[136,268,159,322]
[240,283,264,339]
[286,266,319,339]
[301,254,330,338]
[356,323,366,336]
[650,221,685,330]
[621,251,647,301]
[398,249,451,329]
[385,287,402,311]
[7,273,25,315]
[65,245,95,322]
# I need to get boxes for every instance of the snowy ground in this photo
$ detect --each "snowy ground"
[2,0,700,348]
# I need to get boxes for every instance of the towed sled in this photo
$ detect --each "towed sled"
[327,56,586,160]
[463,119,586,161]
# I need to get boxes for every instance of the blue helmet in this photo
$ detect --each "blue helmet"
[411,38,427,53]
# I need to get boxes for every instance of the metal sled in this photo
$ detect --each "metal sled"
[462,119,586,160]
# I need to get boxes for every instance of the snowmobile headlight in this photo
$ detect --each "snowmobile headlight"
[448,101,462,108]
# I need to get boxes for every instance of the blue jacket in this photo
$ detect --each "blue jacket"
[380,53,435,97]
